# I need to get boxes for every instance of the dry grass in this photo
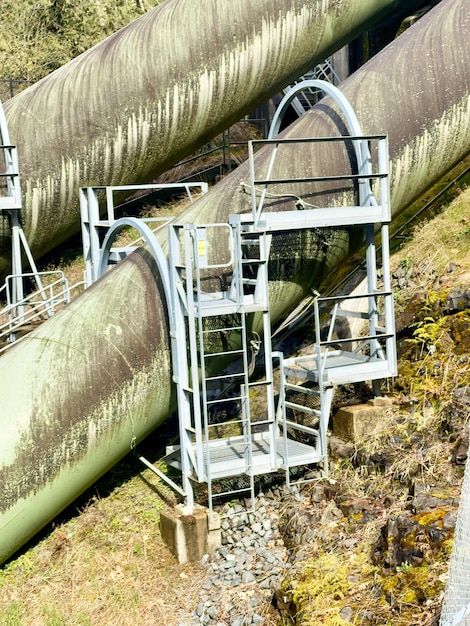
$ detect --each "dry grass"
[278,187,470,625]
[0,460,206,626]
[391,186,470,288]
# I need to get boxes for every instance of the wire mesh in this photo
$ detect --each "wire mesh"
[440,428,470,625]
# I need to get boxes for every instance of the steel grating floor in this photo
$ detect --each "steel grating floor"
[195,433,323,480]
[283,350,393,385]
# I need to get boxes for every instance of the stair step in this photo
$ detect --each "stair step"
[249,418,275,427]
[202,324,243,334]
[248,379,273,388]
[241,235,261,242]
[283,420,319,436]
[285,381,320,396]
[205,371,245,383]
[285,400,321,418]
[206,394,247,406]
[243,303,268,313]
[204,348,244,358]
[210,485,254,501]
[179,383,193,392]
[207,414,246,424]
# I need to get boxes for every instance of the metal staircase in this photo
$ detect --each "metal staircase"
[163,127,396,514]
[78,82,396,516]
[165,220,277,511]
[276,283,397,484]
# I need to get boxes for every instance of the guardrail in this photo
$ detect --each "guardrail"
[0,271,85,353]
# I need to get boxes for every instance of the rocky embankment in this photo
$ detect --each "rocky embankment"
[178,203,470,625]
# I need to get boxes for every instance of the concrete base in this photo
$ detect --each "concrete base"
[160,504,221,564]
[332,397,393,443]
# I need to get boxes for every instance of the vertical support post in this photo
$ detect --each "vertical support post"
[380,222,397,376]
[80,187,103,286]
[9,211,24,321]
[168,224,195,511]
[259,232,277,469]
[248,141,257,222]
[275,351,289,471]
[80,188,92,287]
[378,136,391,221]
[319,385,333,478]
[105,187,116,223]
[185,226,205,487]
[365,222,379,358]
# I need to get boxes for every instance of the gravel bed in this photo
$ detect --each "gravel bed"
[177,489,291,626]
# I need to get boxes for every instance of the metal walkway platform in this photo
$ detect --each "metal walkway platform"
[283,350,396,386]
[164,433,323,480]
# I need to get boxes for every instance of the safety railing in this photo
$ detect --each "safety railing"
[0,271,85,352]
[80,182,208,286]
[246,134,390,229]
[312,289,397,383]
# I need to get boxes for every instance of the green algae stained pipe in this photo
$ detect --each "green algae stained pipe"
[1,0,470,565]
[1,0,425,274]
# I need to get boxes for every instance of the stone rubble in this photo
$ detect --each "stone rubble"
[177,489,292,626]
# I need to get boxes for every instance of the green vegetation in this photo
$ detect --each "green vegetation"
[0,0,162,84]
[282,188,470,625]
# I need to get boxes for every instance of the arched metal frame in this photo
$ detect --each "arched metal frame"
[268,79,365,139]
[268,79,375,207]
[98,216,172,308]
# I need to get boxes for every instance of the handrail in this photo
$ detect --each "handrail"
[3,271,67,311]
[80,181,208,286]
[0,275,85,352]
[313,288,394,375]
[189,223,234,271]
[247,133,389,228]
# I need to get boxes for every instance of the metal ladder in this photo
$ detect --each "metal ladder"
[277,354,334,485]
[167,219,277,514]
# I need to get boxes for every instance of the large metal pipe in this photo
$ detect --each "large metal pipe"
[1,0,469,565]
[1,0,425,274]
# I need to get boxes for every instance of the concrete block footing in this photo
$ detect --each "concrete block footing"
[332,396,393,443]
[160,504,221,564]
